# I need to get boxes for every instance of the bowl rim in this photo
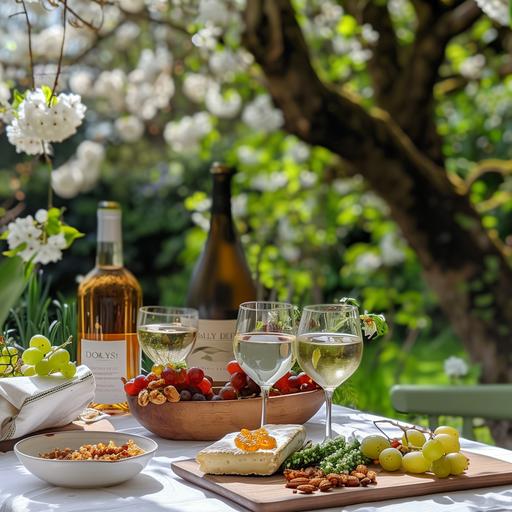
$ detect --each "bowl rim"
[14,430,158,464]
[126,387,323,404]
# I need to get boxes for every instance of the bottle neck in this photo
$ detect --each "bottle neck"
[209,173,235,239]
[96,208,123,268]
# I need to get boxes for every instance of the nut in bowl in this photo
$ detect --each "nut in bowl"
[14,431,157,488]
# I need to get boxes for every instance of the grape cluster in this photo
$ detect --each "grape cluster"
[124,363,214,401]
[361,425,469,477]
[218,360,320,401]
[21,335,77,378]
[0,335,76,379]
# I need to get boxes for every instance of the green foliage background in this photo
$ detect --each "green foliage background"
[3,2,511,438]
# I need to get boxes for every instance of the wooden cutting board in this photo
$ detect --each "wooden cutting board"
[0,419,115,452]
[172,452,512,512]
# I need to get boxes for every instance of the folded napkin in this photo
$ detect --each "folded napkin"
[0,365,95,441]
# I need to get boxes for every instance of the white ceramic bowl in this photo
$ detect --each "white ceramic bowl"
[14,430,158,488]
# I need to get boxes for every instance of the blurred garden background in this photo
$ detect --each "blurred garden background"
[1,0,511,443]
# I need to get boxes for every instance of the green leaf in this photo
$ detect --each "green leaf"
[3,242,27,258]
[61,225,84,247]
[12,89,26,110]
[339,297,360,307]
[0,231,8,240]
[41,85,58,107]
[0,257,28,329]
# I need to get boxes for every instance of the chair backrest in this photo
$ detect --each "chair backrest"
[390,384,512,440]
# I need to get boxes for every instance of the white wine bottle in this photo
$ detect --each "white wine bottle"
[186,163,256,382]
[77,201,142,410]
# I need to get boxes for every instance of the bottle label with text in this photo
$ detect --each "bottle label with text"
[187,319,236,382]
[81,338,126,405]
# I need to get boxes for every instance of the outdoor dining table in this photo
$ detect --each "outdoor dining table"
[1,405,511,512]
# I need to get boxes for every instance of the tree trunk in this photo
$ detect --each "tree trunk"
[243,0,512,446]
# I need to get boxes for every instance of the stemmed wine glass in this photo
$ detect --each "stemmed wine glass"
[295,304,363,439]
[137,306,199,366]
[233,301,296,427]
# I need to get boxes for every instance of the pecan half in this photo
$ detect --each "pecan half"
[366,470,377,482]
[297,484,316,494]
[137,389,149,407]
[351,471,367,480]
[309,477,323,487]
[148,378,165,390]
[356,464,368,475]
[163,385,180,402]
[148,389,166,404]
[360,477,371,487]
[346,476,360,487]
[319,479,332,492]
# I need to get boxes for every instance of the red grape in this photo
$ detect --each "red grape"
[226,360,243,374]
[198,377,212,394]
[124,380,137,396]
[230,371,247,391]
[205,375,214,385]
[287,375,301,389]
[162,367,176,384]
[219,386,237,400]
[146,372,159,383]
[274,374,290,393]
[297,372,310,385]
[134,375,148,392]
[246,377,260,394]
[188,367,205,385]
[269,389,281,396]
[174,368,187,385]
[300,382,316,392]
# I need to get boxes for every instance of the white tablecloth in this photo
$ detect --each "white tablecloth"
[1,406,512,512]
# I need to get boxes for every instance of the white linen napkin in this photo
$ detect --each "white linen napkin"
[0,365,95,441]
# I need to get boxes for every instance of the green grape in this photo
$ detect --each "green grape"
[361,435,390,459]
[29,335,52,354]
[402,451,430,473]
[49,349,70,369]
[402,429,426,448]
[431,456,451,478]
[434,433,460,454]
[379,448,402,471]
[446,452,469,475]
[21,364,36,376]
[35,358,51,376]
[1,346,19,364]
[0,355,9,365]
[22,347,45,366]
[61,361,77,379]
[422,438,445,461]
[434,426,459,439]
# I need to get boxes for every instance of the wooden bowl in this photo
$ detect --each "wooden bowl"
[127,389,324,441]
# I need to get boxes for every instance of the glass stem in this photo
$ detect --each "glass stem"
[324,389,334,440]
[260,385,270,427]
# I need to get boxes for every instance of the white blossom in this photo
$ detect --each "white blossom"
[474,0,509,26]
[191,26,222,50]
[183,73,212,103]
[52,140,105,198]
[69,70,95,97]
[126,72,174,120]
[361,24,379,44]
[119,0,146,13]
[36,233,67,265]
[380,232,405,265]
[115,22,141,49]
[94,70,126,111]
[354,252,381,272]
[163,112,212,152]
[252,171,288,191]
[197,0,233,27]
[6,216,42,255]
[444,356,469,378]
[205,85,241,118]
[242,95,283,133]
[115,115,145,142]
[299,170,317,188]
[209,49,244,78]
[288,140,310,163]
[33,26,65,60]
[237,145,259,165]
[35,209,48,223]
[460,55,486,80]
[6,89,86,153]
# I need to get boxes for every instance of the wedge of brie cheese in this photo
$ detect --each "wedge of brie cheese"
[196,424,306,476]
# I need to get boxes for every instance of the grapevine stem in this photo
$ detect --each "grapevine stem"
[373,419,433,441]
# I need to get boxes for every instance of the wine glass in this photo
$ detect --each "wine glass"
[295,304,363,440]
[137,306,199,366]
[233,301,296,427]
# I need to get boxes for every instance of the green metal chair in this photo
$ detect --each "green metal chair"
[390,385,512,440]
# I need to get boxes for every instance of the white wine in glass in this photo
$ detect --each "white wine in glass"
[295,304,363,439]
[137,307,198,366]
[234,302,296,427]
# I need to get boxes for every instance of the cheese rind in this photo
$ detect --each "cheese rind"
[196,424,306,475]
